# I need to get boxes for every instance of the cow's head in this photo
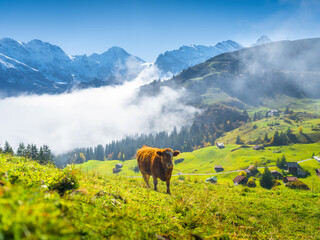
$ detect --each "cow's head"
[156,148,180,170]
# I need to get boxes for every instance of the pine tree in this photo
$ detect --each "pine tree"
[75,153,85,163]
[260,167,274,189]
[16,143,26,156]
[285,106,290,114]
[25,144,32,158]
[38,146,46,164]
[236,135,243,145]
[253,112,257,121]
[273,131,280,146]
[95,145,105,161]
[86,147,94,161]
[242,110,250,121]
[264,133,269,143]
[42,145,53,162]
[3,141,13,155]
[30,144,38,160]
[280,155,287,169]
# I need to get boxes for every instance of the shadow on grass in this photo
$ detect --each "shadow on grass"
[300,133,314,143]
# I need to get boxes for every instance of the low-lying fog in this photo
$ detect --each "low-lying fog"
[0,66,198,153]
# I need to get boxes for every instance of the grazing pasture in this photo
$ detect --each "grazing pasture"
[1,154,320,239]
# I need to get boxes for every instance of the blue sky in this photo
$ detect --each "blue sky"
[0,0,319,61]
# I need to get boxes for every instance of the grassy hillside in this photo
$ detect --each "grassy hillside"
[141,39,320,108]
[78,143,320,176]
[1,154,320,239]
[79,159,138,176]
[217,113,320,145]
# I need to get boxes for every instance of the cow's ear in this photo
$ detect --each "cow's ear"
[173,150,180,156]
[156,151,163,156]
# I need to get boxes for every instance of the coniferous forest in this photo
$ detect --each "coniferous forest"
[54,105,250,167]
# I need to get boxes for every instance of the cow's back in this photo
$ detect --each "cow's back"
[137,146,159,175]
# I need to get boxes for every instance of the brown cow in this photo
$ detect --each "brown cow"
[137,146,180,194]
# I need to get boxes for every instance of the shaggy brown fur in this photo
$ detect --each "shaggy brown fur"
[137,145,180,194]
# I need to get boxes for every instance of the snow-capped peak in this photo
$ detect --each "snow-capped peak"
[253,35,272,46]
[155,40,243,75]
[26,39,67,57]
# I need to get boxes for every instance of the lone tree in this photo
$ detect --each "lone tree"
[236,135,244,145]
[260,167,274,189]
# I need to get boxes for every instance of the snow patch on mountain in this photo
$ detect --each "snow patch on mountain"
[155,40,243,75]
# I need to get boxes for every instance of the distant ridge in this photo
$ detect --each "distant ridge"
[142,38,320,107]
[154,40,243,75]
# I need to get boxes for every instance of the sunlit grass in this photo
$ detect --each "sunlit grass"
[1,154,320,239]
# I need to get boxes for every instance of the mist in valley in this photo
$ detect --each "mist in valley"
[0,65,199,153]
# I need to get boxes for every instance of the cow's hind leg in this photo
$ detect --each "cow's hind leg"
[142,174,150,188]
[153,177,158,191]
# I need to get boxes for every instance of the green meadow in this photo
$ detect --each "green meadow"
[2,105,320,239]
[1,154,320,239]
[78,143,320,176]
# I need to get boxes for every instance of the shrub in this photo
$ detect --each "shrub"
[174,158,184,164]
[132,166,139,173]
[276,155,287,169]
[48,165,80,196]
[246,179,256,188]
[272,179,281,188]
[236,135,244,145]
[178,175,185,181]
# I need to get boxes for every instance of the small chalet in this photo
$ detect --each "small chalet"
[283,176,298,183]
[271,170,283,180]
[113,168,122,174]
[253,145,265,150]
[216,142,225,149]
[214,165,224,172]
[233,175,248,186]
[268,110,279,117]
[206,176,217,184]
[286,162,300,175]
[315,169,320,177]
[116,163,123,169]
[248,165,255,170]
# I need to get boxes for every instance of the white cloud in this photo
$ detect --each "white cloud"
[0,65,198,153]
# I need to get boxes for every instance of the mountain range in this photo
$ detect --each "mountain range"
[141,38,320,107]
[154,40,243,75]
[0,37,244,97]
[0,38,148,96]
